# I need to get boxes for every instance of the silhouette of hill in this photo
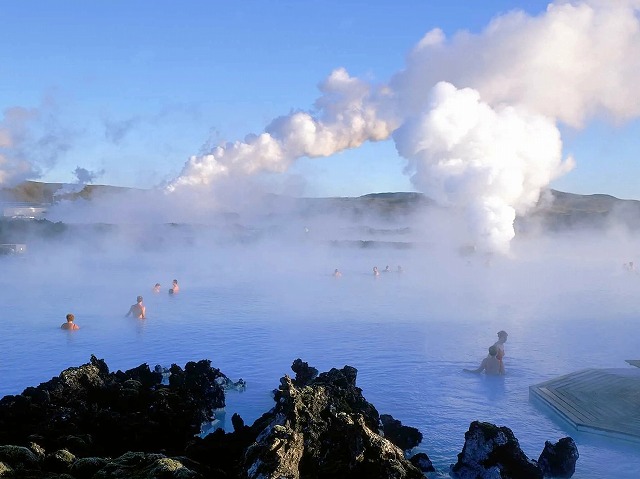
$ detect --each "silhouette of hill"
[2,181,640,231]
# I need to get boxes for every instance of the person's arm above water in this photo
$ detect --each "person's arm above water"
[464,358,487,374]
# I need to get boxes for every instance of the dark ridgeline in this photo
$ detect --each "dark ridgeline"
[2,181,640,251]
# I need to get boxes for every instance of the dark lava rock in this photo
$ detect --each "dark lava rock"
[0,445,41,469]
[537,437,579,478]
[71,457,110,479]
[4,357,580,479]
[291,358,318,386]
[0,355,226,457]
[380,413,423,451]
[91,451,202,479]
[43,448,76,473]
[242,362,424,479]
[450,421,543,479]
[409,452,435,473]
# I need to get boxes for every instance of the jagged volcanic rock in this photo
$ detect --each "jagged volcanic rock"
[242,361,424,479]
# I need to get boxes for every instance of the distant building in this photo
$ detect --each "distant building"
[1,202,48,220]
[0,244,27,255]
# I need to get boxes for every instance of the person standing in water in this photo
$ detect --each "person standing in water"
[373,266,380,276]
[464,345,504,375]
[61,313,79,330]
[494,330,508,361]
[126,296,146,319]
[169,279,179,294]
[153,283,161,293]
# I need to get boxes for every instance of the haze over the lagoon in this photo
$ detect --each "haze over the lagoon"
[3,5,640,476]
[2,0,640,253]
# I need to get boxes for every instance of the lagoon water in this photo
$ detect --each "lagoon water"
[2,229,640,478]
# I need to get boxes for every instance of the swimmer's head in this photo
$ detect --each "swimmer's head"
[488,345,498,356]
[154,283,160,287]
[497,330,508,339]
[137,296,143,303]
[169,289,174,294]
[173,279,178,284]
[66,313,74,322]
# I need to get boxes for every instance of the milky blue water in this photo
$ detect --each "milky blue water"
[1,233,640,478]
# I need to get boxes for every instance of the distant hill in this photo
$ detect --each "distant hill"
[0,181,131,204]
[2,181,640,230]
[523,190,640,231]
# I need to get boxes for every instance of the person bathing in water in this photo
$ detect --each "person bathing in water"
[126,296,146,319]
[169,279,179,294]
[61,313,79,330]
[464,345,504,375]
[153,283,161,293]
[333,269,342,277]
[494,330,508,362]
[373,266,380,276]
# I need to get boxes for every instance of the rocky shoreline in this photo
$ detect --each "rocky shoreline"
[0,356,578,478]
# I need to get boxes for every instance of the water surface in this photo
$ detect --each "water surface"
[1,237,639,478]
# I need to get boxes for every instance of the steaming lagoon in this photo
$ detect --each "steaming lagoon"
[2,229,640,479]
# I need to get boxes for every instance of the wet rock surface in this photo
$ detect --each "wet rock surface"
[450,421,579,479]
[380,413,423,452]
[242,365,424,479]
[0,355,225,458]
[0,357,577,478]
[537,437,579,478]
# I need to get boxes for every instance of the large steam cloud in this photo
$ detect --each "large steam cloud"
[394,0,640,127]
[395,82,573,253]
[166,0,640,253]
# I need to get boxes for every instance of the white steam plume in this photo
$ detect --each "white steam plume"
[167,0,640,253]
[394,0,640,127]
[167,68,396,191]
[394,82,573,253]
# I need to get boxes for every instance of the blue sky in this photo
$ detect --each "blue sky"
[1,0,639,199]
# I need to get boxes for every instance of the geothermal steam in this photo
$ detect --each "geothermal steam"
[394,82,572,253]
[4,1,639,253]
[167,0,640,253]
[167,68,396,189]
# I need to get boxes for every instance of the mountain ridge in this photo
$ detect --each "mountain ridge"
[2,181,640,231]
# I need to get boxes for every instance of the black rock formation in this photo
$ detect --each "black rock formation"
[0,355,225,458]
[0,357,578,479]
[537,437,579,478]
[241,360,424,479]
[380,413,423,452]
[450,421,578,479]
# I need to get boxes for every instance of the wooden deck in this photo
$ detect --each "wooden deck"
[530,367,640,442]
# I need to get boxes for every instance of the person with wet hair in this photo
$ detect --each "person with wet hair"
[169,279,179,294]
[153,283,161,293]
[126,296,146,319]
[464,345,504,375]
[61,313,79,330]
